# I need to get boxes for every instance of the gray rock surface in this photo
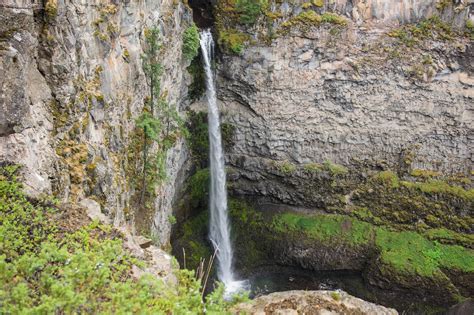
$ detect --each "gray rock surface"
[0,0,193,247]
[216,2,473,207]
[232,290,398,315]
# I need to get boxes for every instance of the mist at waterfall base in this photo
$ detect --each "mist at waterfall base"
[200,29,249,297]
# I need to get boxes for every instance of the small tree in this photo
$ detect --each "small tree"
[136,28,187,207]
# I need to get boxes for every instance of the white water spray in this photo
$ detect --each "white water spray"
[200,29,247,296]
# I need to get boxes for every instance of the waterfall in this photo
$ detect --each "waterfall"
[200,29,247,296]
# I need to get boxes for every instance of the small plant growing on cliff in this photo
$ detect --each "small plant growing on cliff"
[324,160,348,176]
[134,28,187,207]
[182,23,200,61]
[45,0,58,18]
[236,0,268,25]
[276,160,297,174]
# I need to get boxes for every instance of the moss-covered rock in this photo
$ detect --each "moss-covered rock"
[226,198,473,309]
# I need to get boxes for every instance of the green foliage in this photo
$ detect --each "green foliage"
[189,168,210,209]
[136,111,162,141]
[401,180,474,200]
[321,12,347,26]
[218,29,248,54]
[0,165,58,260]
[187,111,210,166]
[323,160,348,176]
[424,228,474,248]
[388,16,454,47]
[374,170,400,188]
[411,169,440,179]
[281,10,347,29]
[229,199,263,227]
[466,20,474,39]
[0,165,239,313]
[134,28,188,210]
[180,211,211,269]
[272,213,372,246]
[270,211,474,277]
[275,160,296,174]
[331,291,341,301]
[375,229,474,276]
[182,24,200,61]
[187,57,206,101]
[236,0,268,25]
[303,163,323,173]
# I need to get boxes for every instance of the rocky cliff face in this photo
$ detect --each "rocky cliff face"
[184,0,474,311]
[0,0,193,247]
[217,0,473,206]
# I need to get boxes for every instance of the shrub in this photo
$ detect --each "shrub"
[182,24,200,61]
[218,28,248,54]
[236,0,268,25]
[0,165,242,313]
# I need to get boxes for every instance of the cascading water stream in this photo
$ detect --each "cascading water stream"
[200,29,247,296]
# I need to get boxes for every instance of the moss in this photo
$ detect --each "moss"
[321,13,347,26]
[303,162,323,173]
[186,111,209,166]
[218,28,249,55]
[268,211,474,279]
[93,4,118,42]
[374,170,400,188]
[235,0,268,25]
[323,160,348,176]
[188,168,210,209]
[466,20,474,39]
[313,0,324,7]
[375,229,474,277]
[353,171,473,233]
[275,160,297,174]
[411,169,440,179]
[229,199,263,227]
[221,122,235,149]
[331,291,341,301]
[272,213,373,246]
[186,57,206,101]
[388,16,455,47]
[281,10,347,30]
[180,211,211,269]
[45,0,58,18]
[424,228,474,248]
[401,180,474,200]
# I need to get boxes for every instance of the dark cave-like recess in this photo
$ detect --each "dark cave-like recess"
[188,0,215,28]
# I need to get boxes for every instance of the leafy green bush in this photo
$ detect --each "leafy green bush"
[218,28,248,54]
[0,165,242,313]
[183,24,200,61]
[236,0,268,25]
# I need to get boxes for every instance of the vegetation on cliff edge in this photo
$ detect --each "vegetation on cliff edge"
[0,165,245,313]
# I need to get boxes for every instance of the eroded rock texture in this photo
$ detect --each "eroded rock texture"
[232,290,398,315]
[217,0,473,206]
[0,0,193,246]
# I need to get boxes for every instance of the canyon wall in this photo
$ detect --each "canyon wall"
[0,0,193,246]
[217,0,473,207]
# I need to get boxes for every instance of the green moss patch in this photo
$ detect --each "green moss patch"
[272,213,373,246]
[353,171,473,233]
[269,211,474,279]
